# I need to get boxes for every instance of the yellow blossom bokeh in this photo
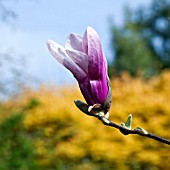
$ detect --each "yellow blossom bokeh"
[1,70,170,170]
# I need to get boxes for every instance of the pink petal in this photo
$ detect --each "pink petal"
[85,27,108,103]
[86,27,104,80]
[82,31,88,54]
[47,40,65,64]
[47,40,87,83]
[79,78,95,105]
[66,49,88,73]
[90,80,107,104]
[65,33,83,52]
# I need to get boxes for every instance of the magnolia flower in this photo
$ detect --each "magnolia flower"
[47,27,112,116]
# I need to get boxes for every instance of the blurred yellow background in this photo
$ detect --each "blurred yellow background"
[0,70,169,170]
[0,1,170,169]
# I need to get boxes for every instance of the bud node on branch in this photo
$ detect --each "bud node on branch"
[75,100,170,146]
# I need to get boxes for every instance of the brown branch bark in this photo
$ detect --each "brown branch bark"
[99,116,170,145]
[74,100,170,146]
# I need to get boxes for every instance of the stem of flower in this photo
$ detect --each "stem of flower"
[74,100,170,145]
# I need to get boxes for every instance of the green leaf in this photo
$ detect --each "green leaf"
[125,114,132,130]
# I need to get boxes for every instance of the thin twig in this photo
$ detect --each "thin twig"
[74,100,170,146]
[99,117,170,145]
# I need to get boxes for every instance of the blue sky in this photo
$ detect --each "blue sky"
[1,0,151,85]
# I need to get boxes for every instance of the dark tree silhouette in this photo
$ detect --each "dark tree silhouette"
[109,0,170,77]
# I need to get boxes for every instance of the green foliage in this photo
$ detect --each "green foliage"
[128,0,170,67]
[0,113,39,170]
[109,0,170,77]
[110,28,159,77]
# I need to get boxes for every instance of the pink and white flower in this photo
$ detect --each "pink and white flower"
[47,27,112,113]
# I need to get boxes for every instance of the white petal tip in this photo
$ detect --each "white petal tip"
[88,106,93,112]
[46,40,54,46]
